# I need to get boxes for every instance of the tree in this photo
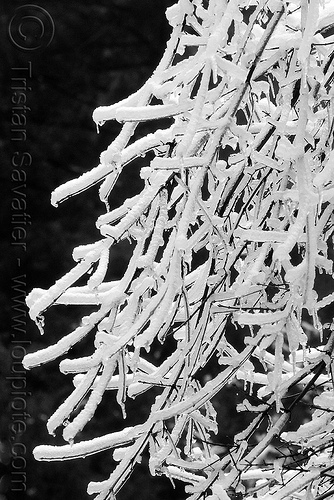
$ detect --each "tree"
[24,1,334,499]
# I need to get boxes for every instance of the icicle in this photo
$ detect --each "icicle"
[116,351,127,419]
[286,314,308,373]
[35,314,45,335]
[273,331,284,412]
[304,207,317,312]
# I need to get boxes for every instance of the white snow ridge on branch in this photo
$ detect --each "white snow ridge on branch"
[25,1,334,499]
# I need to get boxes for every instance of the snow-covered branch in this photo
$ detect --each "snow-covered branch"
[25,1,334,498]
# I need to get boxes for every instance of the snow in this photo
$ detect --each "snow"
[26,1,334,498]
[34,424,143,460]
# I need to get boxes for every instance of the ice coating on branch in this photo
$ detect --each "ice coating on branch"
[50,163,116,207]
[115,101,194,123]
[62,357,118,442]
[51,127,174,207]
[298,0,319,63]
[87,247,110,289]
[34,425,143,460]
[137,191,168,267]
[92,89,142,124]
[99,172,170,240]
[27,240,111,321]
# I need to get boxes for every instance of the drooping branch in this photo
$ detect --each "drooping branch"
[25,1,334,499]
